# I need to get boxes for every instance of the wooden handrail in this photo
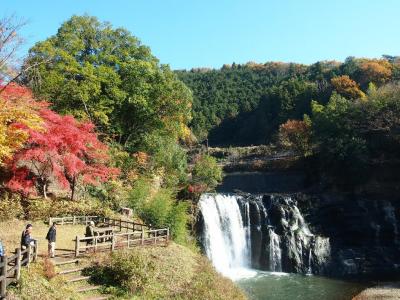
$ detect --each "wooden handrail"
[0,243,37,299]
[49,216,148,231]
[74,228,169,257]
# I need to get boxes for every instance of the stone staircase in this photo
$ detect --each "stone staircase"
[52,257,109,300]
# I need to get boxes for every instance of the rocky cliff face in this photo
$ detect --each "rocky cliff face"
[215,171,400,278]
[297,193,400,278]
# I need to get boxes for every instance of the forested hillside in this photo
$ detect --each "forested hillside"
[177,57,400,146]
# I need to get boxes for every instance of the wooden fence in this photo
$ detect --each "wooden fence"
[49,216,149,232]
[0,244,38,299]
[74,228,169,257]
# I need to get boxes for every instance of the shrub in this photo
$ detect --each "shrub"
[129,184,190,244]
[129,177,152,212]
[0,193,24,221]
[141,189,173,227]
[191,154,223,191]
[168,201,190,244]
[43,257,56,279]
[87,250,155,294]
[24,198,116,220]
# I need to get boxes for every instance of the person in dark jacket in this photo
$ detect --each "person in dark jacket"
[21,224,35,265]
[85,221,95,248]
[21,224,35,249]
[46,223,57,258]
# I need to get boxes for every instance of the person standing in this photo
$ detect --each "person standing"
[85,221,95,242]
[46,223,57,258]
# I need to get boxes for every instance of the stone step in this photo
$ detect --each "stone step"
[67,275,91,283]
[58,267,85,275]
[76,285,102,293]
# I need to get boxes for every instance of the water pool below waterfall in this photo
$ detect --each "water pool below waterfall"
[198,193,370,299]
[237,271,368,300]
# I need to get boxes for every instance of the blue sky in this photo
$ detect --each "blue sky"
[3,0,400,70]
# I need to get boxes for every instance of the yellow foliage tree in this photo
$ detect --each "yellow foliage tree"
[0,84,43,163]
[358,59,392,86]
[331,75,366,100]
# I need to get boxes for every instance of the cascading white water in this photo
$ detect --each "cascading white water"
[269,228,282,272]
[199,194,252,279]
[243,202,252,256]
[199,193,331,278]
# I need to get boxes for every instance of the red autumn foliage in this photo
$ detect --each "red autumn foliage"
[6,101,119,200]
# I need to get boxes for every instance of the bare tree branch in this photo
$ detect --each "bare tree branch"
[0,14,28,82]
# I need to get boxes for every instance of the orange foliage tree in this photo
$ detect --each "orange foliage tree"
[331,75,365,100]
[278,118,312,157]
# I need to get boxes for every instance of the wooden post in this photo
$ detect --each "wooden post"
[1,255,7,299]
[111,234,115,251]
[119,219,122,232]
[27,245,32,266]
[73,216,76,225]
[141,230,144,245]
[61,217,64,226]
[49,217,52,225]
[33,241,38,262]
[167,228,170,243]
[75,236,80,257]
[15,248,21,280]
[85,216,88,225]
[154,231,157,245]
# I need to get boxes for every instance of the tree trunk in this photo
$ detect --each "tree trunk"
[43,182,48,199]
[70,176,76,201]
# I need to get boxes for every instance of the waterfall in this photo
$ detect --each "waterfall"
[268,228,282,272]
[199,194,250,278]
[199,193,331,278]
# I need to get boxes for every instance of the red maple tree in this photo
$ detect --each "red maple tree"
[7,104,119,200]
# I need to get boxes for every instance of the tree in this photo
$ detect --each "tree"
[0,84,43,163]
[0,15,26,82]
[191,154,222,192]
[23,15,192,150]
[278,117,312,157]
[331,75,365,100]
[7,105,119,200]
[356,59,392,87]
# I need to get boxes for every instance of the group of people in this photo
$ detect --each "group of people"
[0,220,97,259]
[20,223,57,258]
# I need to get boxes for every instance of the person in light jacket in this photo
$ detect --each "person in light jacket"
[46,222,57,258]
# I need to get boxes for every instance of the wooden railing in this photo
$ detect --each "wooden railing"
[0,243,38,299]
[49,216,149,232]
[74,228,169,257]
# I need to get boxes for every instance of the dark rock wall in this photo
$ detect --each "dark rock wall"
[216,171,400,278]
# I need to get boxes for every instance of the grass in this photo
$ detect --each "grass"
[0,219,85,256]
[7,259,81,300]
[87,243,247,300]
